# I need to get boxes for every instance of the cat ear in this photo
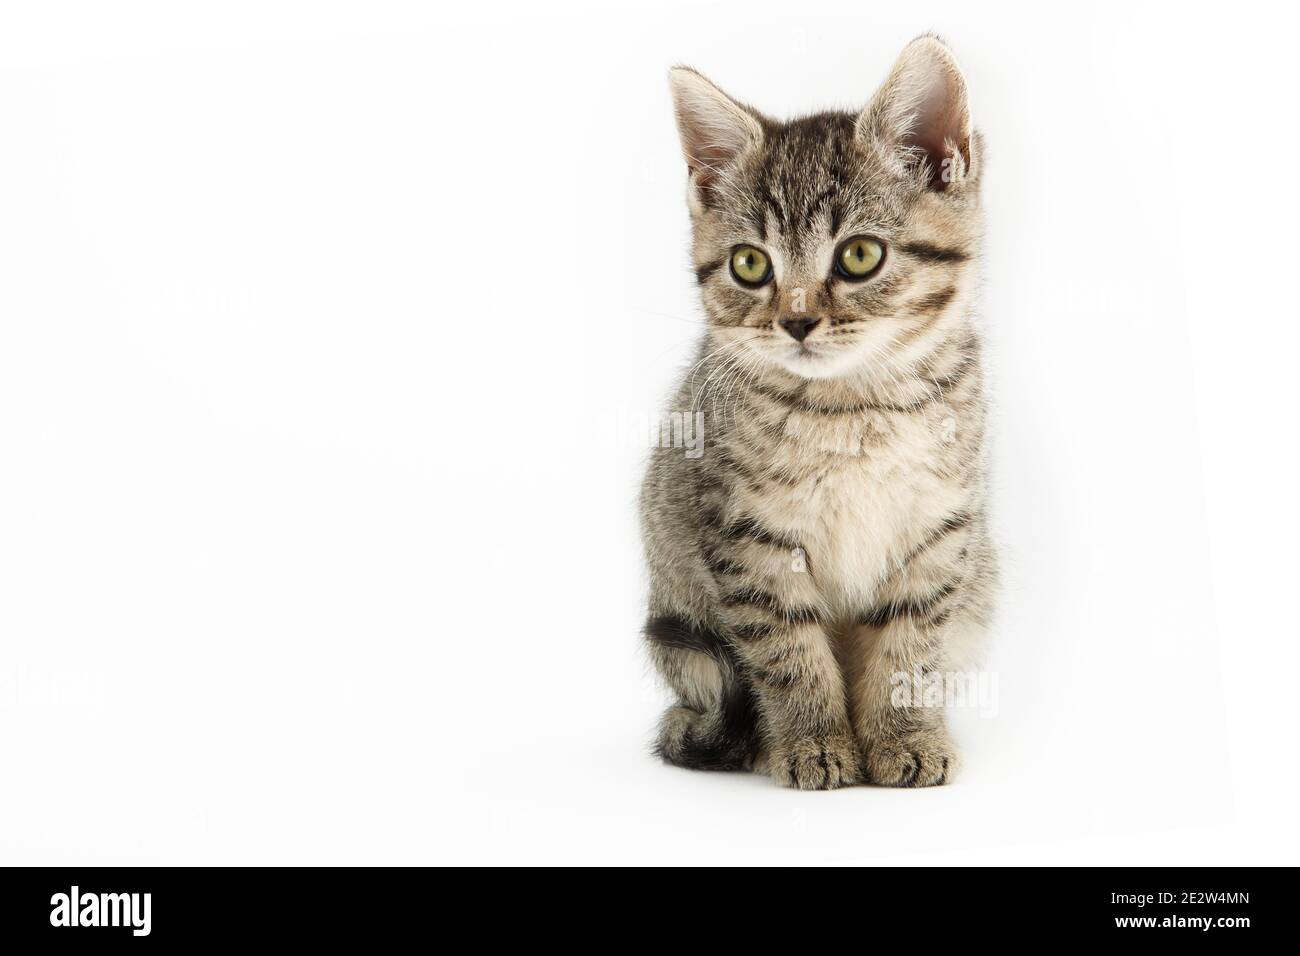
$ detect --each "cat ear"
[668,67,764,197]
[857,35,974,191]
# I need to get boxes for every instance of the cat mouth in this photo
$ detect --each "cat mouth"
[789,342,827,361]
[769,339,858,379]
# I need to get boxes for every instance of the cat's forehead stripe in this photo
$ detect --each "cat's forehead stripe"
[746,114,868,247]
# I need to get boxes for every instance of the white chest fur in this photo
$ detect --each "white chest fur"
[748,409,967,614]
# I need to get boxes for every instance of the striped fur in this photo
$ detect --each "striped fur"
[641,37,997,789]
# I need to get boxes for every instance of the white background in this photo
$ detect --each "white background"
[2,1,1297,865]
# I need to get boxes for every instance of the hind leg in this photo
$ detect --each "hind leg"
[645,616,759,771]
[648,634,724,712]
[654,704,721,766]
[648,636,725,765]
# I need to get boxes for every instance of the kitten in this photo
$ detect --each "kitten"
[640,36,996,789]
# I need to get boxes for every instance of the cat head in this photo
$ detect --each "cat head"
[671,36,981,381]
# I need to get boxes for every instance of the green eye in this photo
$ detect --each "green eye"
[836,237,885,279]
[730,245,771,287]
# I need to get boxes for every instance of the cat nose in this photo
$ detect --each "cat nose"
[779,316,821,342]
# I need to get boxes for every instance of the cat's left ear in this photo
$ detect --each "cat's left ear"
[857,35,975,192]
[668,67,764,205]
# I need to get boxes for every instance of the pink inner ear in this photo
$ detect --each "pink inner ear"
[909,127,969,191]
[905,76,970,191]
[686,145,733,188]
[678,116,755,191]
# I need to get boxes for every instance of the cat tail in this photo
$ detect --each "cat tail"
[645,616,760,771]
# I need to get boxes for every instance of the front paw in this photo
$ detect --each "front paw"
[771,735,861,790]
[865,729,956,787]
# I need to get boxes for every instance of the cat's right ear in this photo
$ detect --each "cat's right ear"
[668,67,763,208]
[857,35,975,192]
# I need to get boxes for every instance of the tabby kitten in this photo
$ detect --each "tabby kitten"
[640,36,996,789]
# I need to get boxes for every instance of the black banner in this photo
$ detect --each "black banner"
[0,867,1279,943]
